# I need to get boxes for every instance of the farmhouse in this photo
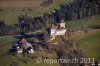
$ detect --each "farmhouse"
[50,19,66,36]
[14,38,34,54]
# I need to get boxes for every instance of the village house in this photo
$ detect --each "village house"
[14,38,34,54]
[50,19,67,36]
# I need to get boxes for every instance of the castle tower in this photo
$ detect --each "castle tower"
[60,19,65,28]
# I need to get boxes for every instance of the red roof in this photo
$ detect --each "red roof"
[57,27,65,30]
[50,24,66,30]
[51,24,57,29]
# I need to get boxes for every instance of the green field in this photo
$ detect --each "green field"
[66,15,100,29]
[0,0,73,25]
[77,29,100,60]
[65,15,100,60]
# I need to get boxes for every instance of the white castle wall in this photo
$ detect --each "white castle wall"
[51,29,66,35]
[60,22,65,28]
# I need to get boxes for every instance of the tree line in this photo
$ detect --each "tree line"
[0,0,100,36]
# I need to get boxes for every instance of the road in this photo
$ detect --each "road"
[0,30,42,39]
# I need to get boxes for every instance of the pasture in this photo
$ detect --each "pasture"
[0,0,73,25]
[66,15,100,60]
[65,15,100,29]
[76,29,100,60]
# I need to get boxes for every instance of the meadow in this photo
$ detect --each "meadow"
[65,15,100,29]
[78,29,100,60]
[0,0,73,25]
[65,15,100,60]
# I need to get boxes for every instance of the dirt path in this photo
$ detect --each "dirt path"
[47,35,56,42]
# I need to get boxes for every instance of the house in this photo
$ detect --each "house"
[50,19,67,36]
[14,38,34,54]
[16,46,23,54]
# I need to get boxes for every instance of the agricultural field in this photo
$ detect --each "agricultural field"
[0,0,73,25]
[65,15,100,29]
[70,29,100,60]
[78,29,100,60]
[65,15,100,60]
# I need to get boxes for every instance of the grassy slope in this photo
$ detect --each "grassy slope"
[76,29,100,60]
[66,15,100,60]
[0,37,59,66]
[0,37,16,66]
[0,30,99,66]
[0,0,73,25]
[66,15,100,29]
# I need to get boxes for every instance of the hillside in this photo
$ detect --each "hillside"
[0,15,100,66]
[0,36,59,66]
[66,15,100,29]
[0,0,100,66]
[50,15,100,60]
[0,0,73,24]
[78,29,100,60]
[71,29,100,60]
[0,0,100,36]
[66,15,100,60]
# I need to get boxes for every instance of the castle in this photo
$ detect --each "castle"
[50,19,66,36]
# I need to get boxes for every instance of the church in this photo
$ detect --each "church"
[50,19,67,36]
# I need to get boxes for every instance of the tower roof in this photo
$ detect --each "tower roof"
[61,19,65,23]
